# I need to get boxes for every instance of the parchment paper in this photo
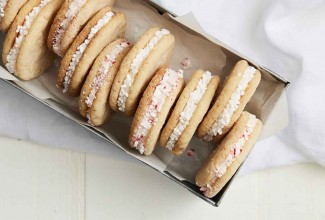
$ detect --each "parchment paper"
[0,0,288,184]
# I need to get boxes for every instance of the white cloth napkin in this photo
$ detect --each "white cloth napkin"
[153,0,325,173]
[1,0,324,174]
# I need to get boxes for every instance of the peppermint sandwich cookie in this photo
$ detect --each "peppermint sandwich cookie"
[0,0,29,31]
[79,39,131,126]
[129,67,184,156]
[196,111,262,198]
[57,7,126,96]
[2,0,64,80]
[109,27,175,116]
[198,60,261,142]
[48,0,114,56]
[160,70,220,155]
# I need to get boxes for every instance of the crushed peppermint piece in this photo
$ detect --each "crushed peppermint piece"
[181,58,192,70]
[187,149,195,157]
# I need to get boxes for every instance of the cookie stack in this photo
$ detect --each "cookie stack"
[1,0,264,199]
[2,0,65,80]
[56,7,126,96]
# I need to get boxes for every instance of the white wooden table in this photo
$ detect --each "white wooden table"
[0,136,324,220]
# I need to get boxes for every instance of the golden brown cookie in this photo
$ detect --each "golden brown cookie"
[2,0,64,80]
[109,27,175,116]
[48,0,114,57]
[79,39,131,126]
[0,0,29,31]
[160,70,220,155]
[56,7,126,96]
[197,60,261,142]
[196,111,263,198]
[129,67,185,156]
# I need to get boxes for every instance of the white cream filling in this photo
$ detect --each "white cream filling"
[85,40,130,124]
[200,114,257,195]
[53,0,86,56]
[0,0,8,18]
[166,71,212,150]
[63,11,115,93]
[117,28,170,112]
[5,0,50,74]
[131,69,183,154]
[203,66,256,141]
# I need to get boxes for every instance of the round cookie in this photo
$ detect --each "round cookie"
[109,27,175,116]
[2,0,64,80]
[0,0,29,31]
[48,0,114,57]
[197,60,261,142]
[160,70,220,155]
[129,67,185,156]
[56,7,126,96]
[79,39,131,126]
[196,111,263,198]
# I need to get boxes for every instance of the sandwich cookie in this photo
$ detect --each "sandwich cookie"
[198,60,261,142]
[48,0,114,56]
[2,0,64,80]
[195,111,262,198]
[57,7,126,96]
[160,70,220,155]
[79,39,131,126]
[129,67,184,156]
[109,27,175,116]
[0,0,29,31]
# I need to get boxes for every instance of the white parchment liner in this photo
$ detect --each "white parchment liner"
[0,0,288,183]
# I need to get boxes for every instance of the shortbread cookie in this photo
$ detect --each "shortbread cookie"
[198,60,261,142]
[160,70,220,155]
[0,0,29,31]
[2,0,64,80]
[79,39,131,126]
[48,0,114,56]
[196,111,262,198]
[109,27,175,116]
[129,67,184,156]
[57,7,126,96]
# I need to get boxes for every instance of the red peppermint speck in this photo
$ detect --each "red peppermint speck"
[233,148,236,156]
[187,149,195,157]
[127,42,131,45]
[112,60,116,64]
[181,58,192,70]
[134,135,144,141]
